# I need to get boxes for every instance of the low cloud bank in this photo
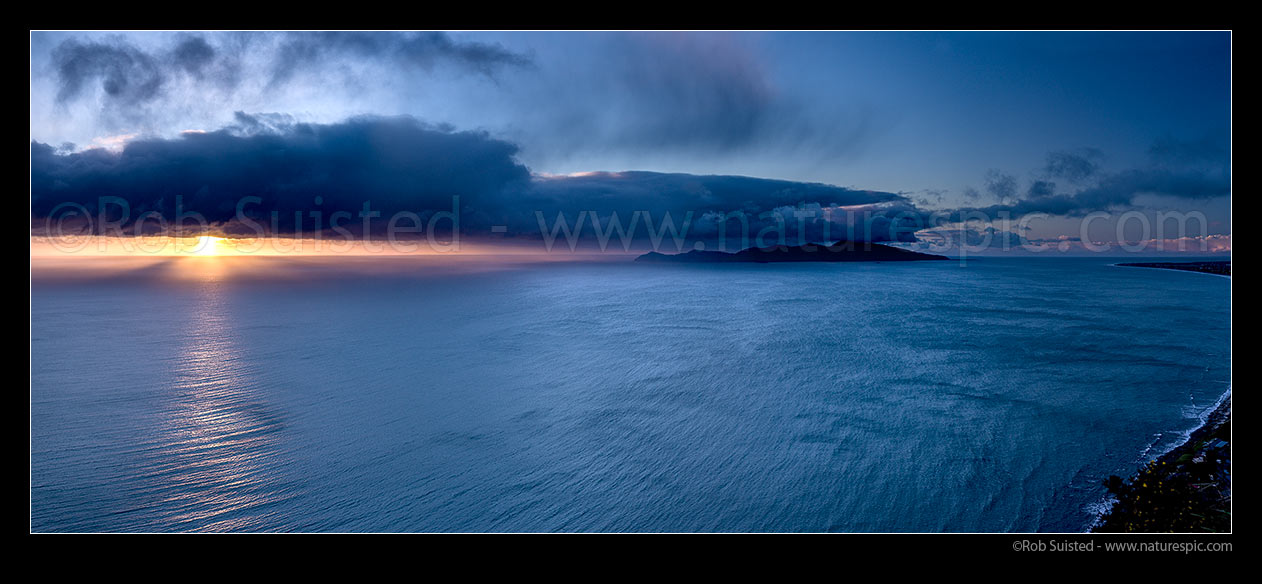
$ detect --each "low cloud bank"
[31,115,1229,253]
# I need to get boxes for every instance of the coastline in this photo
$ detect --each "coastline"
[1114,261,1231,277]
[1091,390,1232,533]
[1091,259,1231,532]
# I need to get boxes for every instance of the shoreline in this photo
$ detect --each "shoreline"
[1091,390,1231,533]
[1114,261,1231,277]
[1091,259,1231,532]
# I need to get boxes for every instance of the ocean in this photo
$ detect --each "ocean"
[29,255,1231,532]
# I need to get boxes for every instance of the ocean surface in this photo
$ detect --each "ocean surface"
[30,255,1231,532]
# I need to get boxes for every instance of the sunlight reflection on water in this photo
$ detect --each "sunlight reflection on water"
[137,277,297,531]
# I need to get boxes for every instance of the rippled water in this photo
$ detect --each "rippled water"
[30,256,1231,532]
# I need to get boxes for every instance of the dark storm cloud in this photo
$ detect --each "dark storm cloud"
[30,117,1229,248]
[48,32,531,109]
[584,34,777,151]
[956,168,1229,219]
[268,31,531,86]
[53,39,167,106]
[514,172,918,244]
[525,171,900,211]
[1043,148,1102,182]
[171,35,216,77]
[38,32,866,168]
[983,170,1018,203]
[507,33,876,163]
[31,116,530,235]
[1026,180,1056,199]
[956,133,1230,219]
[31,115,916,244]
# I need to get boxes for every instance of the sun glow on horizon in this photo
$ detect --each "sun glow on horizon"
[193,235,225,256]
[29,234,609,259]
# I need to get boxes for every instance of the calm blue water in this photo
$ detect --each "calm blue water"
[30,256,1231,532]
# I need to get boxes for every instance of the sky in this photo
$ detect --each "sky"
[29,31,1231,254]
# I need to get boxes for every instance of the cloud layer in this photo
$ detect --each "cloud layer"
[33,32,882,178]
[31,115,921,246]
[958,129,1230,219]
[30,114,1232,250]
[50,32,530,109]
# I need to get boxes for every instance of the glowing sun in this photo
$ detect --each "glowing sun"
[193,235,225,256]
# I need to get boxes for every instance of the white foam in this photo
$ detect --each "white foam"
[1083,386,1231,531]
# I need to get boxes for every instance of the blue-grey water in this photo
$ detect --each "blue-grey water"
[30,256,1231,532]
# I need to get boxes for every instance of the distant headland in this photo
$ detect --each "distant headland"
[1116,261,1230,277]
[636,242,949,263]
